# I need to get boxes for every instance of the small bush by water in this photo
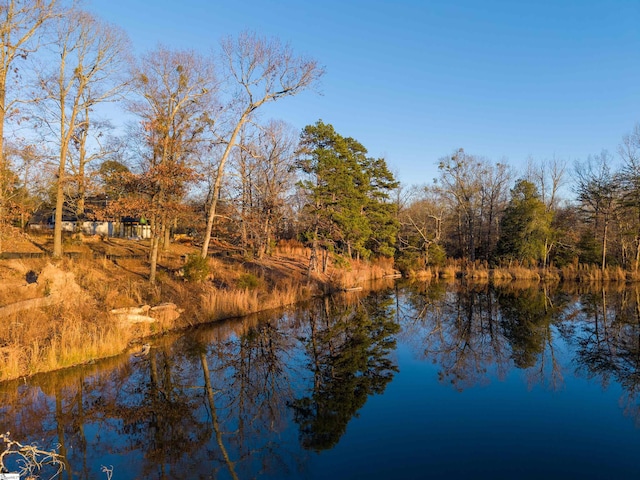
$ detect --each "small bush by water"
[182,254,210,282]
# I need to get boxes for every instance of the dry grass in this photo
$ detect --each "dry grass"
[0,293,143,381]
[0,236,331,381]
[0,251,174,381]
[274,239,308,258]
[327,257,397,290]
[467,268,490,280]
[405,267,438,279]
[490,266,541,281]
[559,264,630,282]
[441,259,634,284]
[438,264,459,279]
[201,278,306,321]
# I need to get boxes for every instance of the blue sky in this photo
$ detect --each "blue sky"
[87,0,640,187]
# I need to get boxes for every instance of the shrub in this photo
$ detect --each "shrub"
[427,243,447,267]
[237,273,261,290]
[183,254,210,282]
[395,251,421,276]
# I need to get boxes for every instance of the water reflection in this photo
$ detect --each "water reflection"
[2,282,640,478]
[574,286,640,422]
[399,281,640,406]
[291,293,399,451]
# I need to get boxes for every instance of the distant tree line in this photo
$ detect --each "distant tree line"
[397,131,640,274]
[1,0,639,281]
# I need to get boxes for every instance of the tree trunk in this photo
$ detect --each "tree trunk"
[262,214,271,258]
[0,71,8,254]
[322,248,329,273]
[163,221,171,251]
[53,146,68,258]
[200,352,239,480]
[467,214,476,262]
[308,225,319,276]
[602,221,608,271]
[75,108,89,233]
[149,218,160,284]
[201,110,250,259]
[0,75,5,254]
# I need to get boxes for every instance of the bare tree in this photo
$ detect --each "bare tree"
[526,155,567,212]
[230,119,298,257]
[200,31,323,259]
[618,124,640,272]
[37,9,130,257]
[437,148,487,262]
[67,105,120,230]
[127,46,216,283]
[574,151,619,270]
[397,185,445,267]
[0,0,60,251]
[477,161,511,261]
[4,140,50,230]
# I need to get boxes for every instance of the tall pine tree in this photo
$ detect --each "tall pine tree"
[296,121,398,271]
[496,179,551,265]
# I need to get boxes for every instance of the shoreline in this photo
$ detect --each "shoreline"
[2,234,639,382]
[0,237,397,382]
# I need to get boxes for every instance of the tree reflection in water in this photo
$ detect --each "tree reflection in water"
[574,285,640,423]
[2,283,640,477]
[290,291,400,451]
[399,281,640,399]
[0,291,400,478]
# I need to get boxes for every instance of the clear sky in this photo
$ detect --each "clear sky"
[86,0,640,187]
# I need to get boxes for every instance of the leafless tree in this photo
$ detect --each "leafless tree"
[574,151,619,271]
[477,161,512,261]
[397,185,445,267]
[230,119,298,257]
[37,8,130,257]
[200,31,324,258]
[618,124,640,272]
[526,155,567,212]
[127,46,216,283]
[0,0,61,252]
[437,148,487,262]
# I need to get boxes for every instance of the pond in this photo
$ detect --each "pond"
[2,281,640,479]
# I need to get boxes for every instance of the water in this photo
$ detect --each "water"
[2,281,640,479]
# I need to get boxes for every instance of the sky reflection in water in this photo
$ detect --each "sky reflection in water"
[2,281,640,479]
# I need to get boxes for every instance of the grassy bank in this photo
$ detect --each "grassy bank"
[401,259,640,283]
[0,235,396,382]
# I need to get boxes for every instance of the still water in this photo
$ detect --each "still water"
[2,281,640,479]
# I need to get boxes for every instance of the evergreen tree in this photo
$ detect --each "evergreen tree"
[296,121,398,270]
[496,179,551,265]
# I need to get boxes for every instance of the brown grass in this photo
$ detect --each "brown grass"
[0,292,144,381]
[405,267,438,280]
[0,236,360,381]
[490,266,541,281]
[559,264,630,282]
[327,257,397,290]
[201,278,308,321]
[438,264,459,279]
[274,239,308,258]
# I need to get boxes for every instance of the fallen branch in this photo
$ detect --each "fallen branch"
[0,432,65,479]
